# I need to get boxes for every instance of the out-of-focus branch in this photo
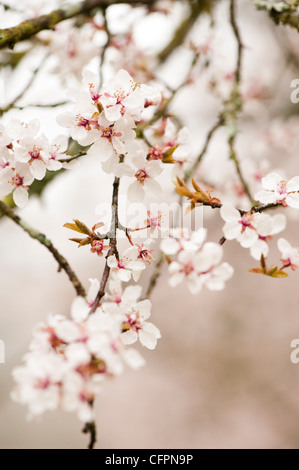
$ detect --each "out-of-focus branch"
[99,8,110,88]
[158,0,215,63]
[227,0,254,204]
[0,54,48,116]
[82,420,97,449]
[184,115,224,182]
[0,200,86,297]
[253,0,299,31]
[0,0,157,49]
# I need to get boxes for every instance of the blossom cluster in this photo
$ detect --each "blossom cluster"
[12,278,160,422]
[0,120,66,207]
[56,69,191,201]
[161,228,234,294]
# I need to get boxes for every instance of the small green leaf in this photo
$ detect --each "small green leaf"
[63,222,84,234]
[74,219,92,235]
[269,270,288,278]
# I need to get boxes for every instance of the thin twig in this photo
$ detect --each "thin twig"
[184,116,224,182]
[0,200,86,297]
[0,0,157,50]
[0,53,49,116]
[11,101,68,111]
[82,420,97,449]
[227,0,254,203]
[230,0,243,84]
[59,151,87,163]
[89,176,119,314]
[158,0,210,63]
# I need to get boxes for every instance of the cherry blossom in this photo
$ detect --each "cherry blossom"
[220,205,255,247]
[0,162,34,207]
[102,279,161,350]
[127,153,163,202]
[249,213,286,260]
[98,69,160,122]
[167,240,233,294]
[160,228,207,256]
[277,238,299,271]
[107,245,147,282]
[221,204,286,256]
[254,173,299,208]
[12,281,146,422]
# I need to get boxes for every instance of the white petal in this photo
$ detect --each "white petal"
[56,112,75,128]
[254,190,278,204]
[160,238,179,255]
[30,160,46,180]
[127,181,144,202]
[223,221,241,240]
[146,160,163,178]
[250,239,269,260]
[220,204,240,223]
[286,176,299,193]
[88,138,113,162]
[271,214,286,235]
[238,229,258,248]
[71,297,89,322]
[286,193,299,209]
[262,173,282,191]
[121,329,138,345]
[277,237,291,255]
[145,178,162,197]
[13,186,28,208]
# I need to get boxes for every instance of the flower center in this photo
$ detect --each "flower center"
[12,174,23,186]
[278,180,287,195]
[182,262,194,276]
[135,169,148,184]
[29,146,41,160]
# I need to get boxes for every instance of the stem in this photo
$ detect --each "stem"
[0,53,48,116]
[228,134,254,203]
[0,200,86,297]
[229,0,243,84]
[89,176,119,314]
[82,420,97,449]
[99,7,110,89]
[227,0,254,204]
[158,0,211,63]
[184,116,224,182]
[0,0,157,49]
[145,252,164,298]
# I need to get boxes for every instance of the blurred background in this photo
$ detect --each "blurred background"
[1,0,299,448]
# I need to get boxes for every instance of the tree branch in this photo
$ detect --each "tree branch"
[0,0,157,50]
[158,0,214,63]
[253,0,299,31]
[0,200,86,297]
[89,176,119,314]
[82,420,97,449]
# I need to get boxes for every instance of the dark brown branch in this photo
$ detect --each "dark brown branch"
[82,420,97,449]
[0,0,157,50]
[227,0,254,203]
[89,176,120,314]
[0,200,86,297]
